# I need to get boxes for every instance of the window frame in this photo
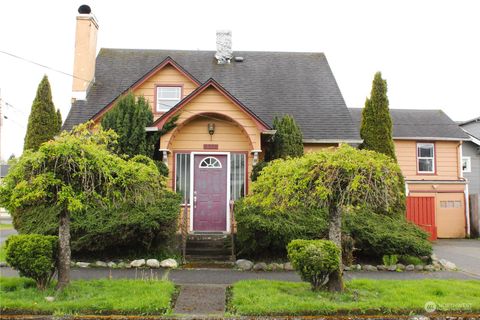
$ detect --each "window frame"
[155,85,183,113]
[174,152,191,206]
[416,142,436,174]
[462,156,471,173]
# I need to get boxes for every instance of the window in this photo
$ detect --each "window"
[175,153,191,204]
[417,143,435,173]
[462,157,471,173]
[231,153,246,201]
[199,157,222,168]
[440,201,462,209]
[156,86,181,112]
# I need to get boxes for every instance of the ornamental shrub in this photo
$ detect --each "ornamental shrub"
[5,234,58,290]
[287,239,340,291]
[344,209,432,258]
[250,161,269,182]
[235,200,328,257]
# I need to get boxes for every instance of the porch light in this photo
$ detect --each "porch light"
[208,123,215,136]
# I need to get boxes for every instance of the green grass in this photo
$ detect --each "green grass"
[229,279,480,316]
[0,223,13,230]
[0,277,176,315]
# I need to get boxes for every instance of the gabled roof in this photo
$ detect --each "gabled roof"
[458,116,480,126]
[153,78,270,131]
[349,108,470,141]
[64,48,360,142]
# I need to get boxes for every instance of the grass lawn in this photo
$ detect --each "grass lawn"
[0,223,13,230]
[229,279,480,316]
[0,277,176,315]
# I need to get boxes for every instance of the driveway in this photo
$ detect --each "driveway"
[0,228,17,244]
[433,239,480,277]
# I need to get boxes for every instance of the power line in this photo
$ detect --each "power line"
[0,50,92,83]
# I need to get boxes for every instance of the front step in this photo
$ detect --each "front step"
[185,233,234,262]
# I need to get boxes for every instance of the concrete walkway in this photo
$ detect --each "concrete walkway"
[433,239,480,277]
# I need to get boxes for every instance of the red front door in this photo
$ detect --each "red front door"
[193,155,227,231]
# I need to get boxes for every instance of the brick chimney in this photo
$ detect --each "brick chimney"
[72,5,98,101]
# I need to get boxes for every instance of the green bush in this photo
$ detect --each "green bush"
[250,161,269,182]
[13,191,181,255]
[5,234,58,290]
[399,255,423,266]
[382,254,398,266]
[287,239,340,291]
[235,200,328,257]
[344,209,432,259]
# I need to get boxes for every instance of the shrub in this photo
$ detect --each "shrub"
[250,161,269,182]
[12,192,181,255]
[382,254,398,266]
[235,200,328,257]
[287,239,340,291]
[344,209,432,259]
[5,234,58,290]
[399,255,423,266]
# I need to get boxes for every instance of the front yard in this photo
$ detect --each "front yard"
[0,277,176,315]
[228,279,480,316]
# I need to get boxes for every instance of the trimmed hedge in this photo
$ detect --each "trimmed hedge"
[344,209,432,258]
[5,234,58,290]
[13,191,181,255]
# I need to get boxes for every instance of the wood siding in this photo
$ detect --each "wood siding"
[395,140,461,180]
[133,64,198,119]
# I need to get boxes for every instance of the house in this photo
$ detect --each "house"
[458,116,480,237]
[349,108,471,238]
[64,6,360,234]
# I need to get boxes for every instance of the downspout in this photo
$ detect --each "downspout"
[458,142,471,237]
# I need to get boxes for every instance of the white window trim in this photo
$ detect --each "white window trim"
[199,157,222,168]
[417,143,435,174]
[190,152,231,233]
[156,86,181,112]
[175,153,191,205]
[462,156,471,173]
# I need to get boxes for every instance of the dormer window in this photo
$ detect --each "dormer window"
[156,86,181,112]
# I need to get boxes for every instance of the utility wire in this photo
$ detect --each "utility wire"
[0,50,92,83]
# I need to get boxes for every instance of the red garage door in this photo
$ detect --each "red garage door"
[406,196,437,241]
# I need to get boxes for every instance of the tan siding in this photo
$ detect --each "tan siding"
[132,64,198,119]
[395,140,461,180]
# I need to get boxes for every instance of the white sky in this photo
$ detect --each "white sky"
[0,0,479,161]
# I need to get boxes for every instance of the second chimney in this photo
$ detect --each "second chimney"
[215,30,233,64]
[72,5,98,101]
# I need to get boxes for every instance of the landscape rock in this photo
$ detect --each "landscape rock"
[45,296,55,302]
[268,263,283,271]
[343,266,351,271]
[406,264,415,271]
[439,259,456,271]
[93,261,108,268]
[396,263,406,271]
[387,265,397,272]
[76,262,90,268]
[0,262,7,268]
[130,259,146,268]
[424,264,435,272]
[107,261,117,268]
[160,258,178,268]
[70,261,76,267]
[352,264,362,271]
[284,262,294,271]
[117,262,127,269]
[414,265,424,271]
[362,265,378,272]
[253,262,268,271]
[147,259,160,268]
[376,265,387,271]
[235,259,253,271]
[430,254,438,262]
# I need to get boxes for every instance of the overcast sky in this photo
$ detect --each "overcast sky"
[0,0,479,161]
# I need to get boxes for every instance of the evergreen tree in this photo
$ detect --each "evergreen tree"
[24,75,59,151]
[360,72,396,160]
[271,114,304,160]
[56,109,63,133]
[101,92,155,158]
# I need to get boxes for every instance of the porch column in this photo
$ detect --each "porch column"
[251,149,262,165]
[159,148,170,167]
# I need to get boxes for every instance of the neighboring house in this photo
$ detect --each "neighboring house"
[350,108,471,238]
[0,164,10,216]
[458,117,480,237]
[64,7,360,234]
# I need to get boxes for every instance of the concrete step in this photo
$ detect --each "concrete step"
[185,254,234,262]
[187,234,231,241]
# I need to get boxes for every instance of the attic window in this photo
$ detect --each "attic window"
[156,86,181,112]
